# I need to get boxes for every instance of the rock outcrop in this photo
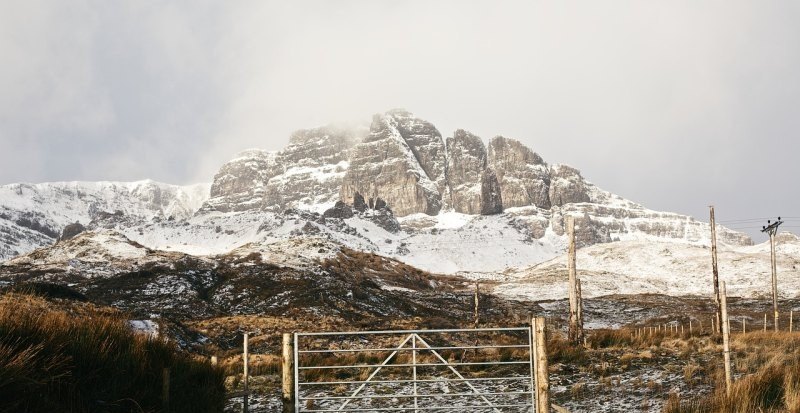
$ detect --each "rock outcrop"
[480,168,503,215]
[204,126,361,212]
[206,150,280,212]
[60,222,86,241]
[487,136,551,209]
[204,110,598,219]
[548,164,591,206]
[340,111,443,216]
[446,130,487,214]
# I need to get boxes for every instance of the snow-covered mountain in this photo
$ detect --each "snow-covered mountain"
[0,180,209,260]
[0,109,756,284]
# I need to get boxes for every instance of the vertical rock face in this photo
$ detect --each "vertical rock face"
[446,129,487,214]
[387,109,448,197]
[480,167,503,215]
[264,126,360,210]
[206,150,281,212]
[203,126,360,212]
[204,110,594,218]
[548,164,591,206]
[341,111,443,216]
[487,136,551,209]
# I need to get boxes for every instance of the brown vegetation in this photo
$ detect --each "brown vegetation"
[0,292,225,413]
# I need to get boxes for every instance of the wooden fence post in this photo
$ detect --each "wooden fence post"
[764,313,768,332]
[533,317,550,413]
[162,367,170,413]
[742,317,746,335]
[689,320,693,335]
[721,282,732,396]
[567,216,583,345]
[282,333,295,413]
[791,310,794,333]
[243,333,249,413]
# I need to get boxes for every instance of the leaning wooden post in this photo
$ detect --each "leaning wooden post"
[721,282,732,397]
[162,367,170,413]
[566,216,583,345]
[282,333,295,413]
[576,279,584,343]
[474,282,480,326]
[532,316,550,413]
[243,333,249,413]
[710,206,723,335]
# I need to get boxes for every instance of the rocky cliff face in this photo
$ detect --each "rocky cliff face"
[487,136,552,209]
[445,129,487,214]
[549,164,591,206]
[203,126,361,213]
[205,110,595,218]
[340,112,443,216]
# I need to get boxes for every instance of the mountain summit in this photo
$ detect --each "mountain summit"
[0,109,751,272]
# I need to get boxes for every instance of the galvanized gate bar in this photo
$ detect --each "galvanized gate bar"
[299,345,530,353]
[337,334,415,411]
[295,327,534,413]
[299,377,533,386]
[412,334,502,413]
[298,327,530,336]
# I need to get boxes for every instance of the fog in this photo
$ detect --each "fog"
[1,1,799,238]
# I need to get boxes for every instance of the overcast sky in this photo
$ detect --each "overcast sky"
[1,1,799,239]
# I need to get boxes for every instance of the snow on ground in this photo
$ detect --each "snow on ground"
[7,230,149,266]
[493,233,800,301]
[128,320,159,338]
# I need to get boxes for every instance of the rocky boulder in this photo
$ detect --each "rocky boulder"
[353,192,368,212]
[323,201,354,219]
[60,222,86,241]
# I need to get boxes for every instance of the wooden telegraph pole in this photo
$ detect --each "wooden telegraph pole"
[567,216,584,345]
[761,217,783,331]
[710,206,722,334]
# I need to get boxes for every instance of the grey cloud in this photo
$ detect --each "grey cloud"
[1,1,798,239]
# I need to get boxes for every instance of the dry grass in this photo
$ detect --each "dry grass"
[663,331,800,413]
[0,292,225,412]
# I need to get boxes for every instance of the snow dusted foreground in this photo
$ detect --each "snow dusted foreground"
[493,233,800,301]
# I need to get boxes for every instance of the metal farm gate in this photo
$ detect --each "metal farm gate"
[293,328,536,412]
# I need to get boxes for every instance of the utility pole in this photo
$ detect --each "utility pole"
[710,206,722,334]
[761,217,783,331]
